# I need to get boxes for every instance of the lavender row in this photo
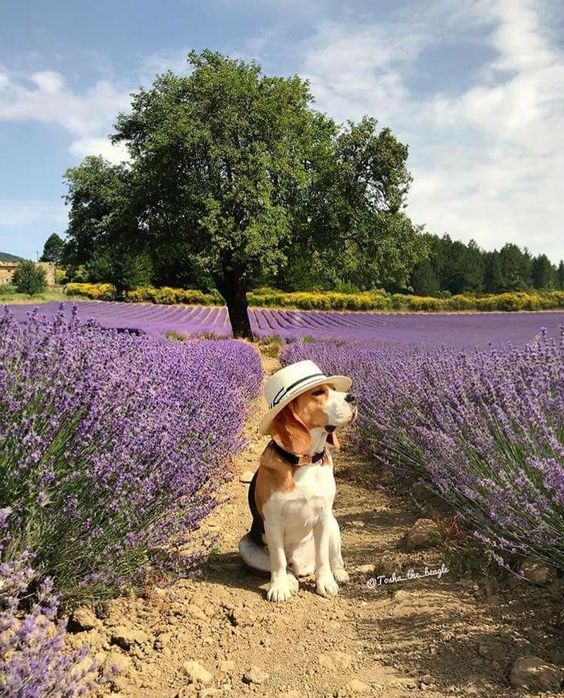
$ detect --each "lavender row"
[0,307,262,694]
[281,335,564,572]
[6,301,564,347]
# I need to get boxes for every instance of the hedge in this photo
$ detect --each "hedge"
[64,283,564,313]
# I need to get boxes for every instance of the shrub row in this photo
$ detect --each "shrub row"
[65,283,564,313]
[248,287,390,310]
[126,285,219,305]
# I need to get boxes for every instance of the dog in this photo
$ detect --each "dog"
[239,360,357,602]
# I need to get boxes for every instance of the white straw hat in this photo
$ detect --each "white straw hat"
[259,360,352,435]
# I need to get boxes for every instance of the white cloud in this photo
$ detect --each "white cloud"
[299,0,564,262]
[0,68,131,155]
[69,136,131,164]
[0,199,67,228]
[140,49,191,81]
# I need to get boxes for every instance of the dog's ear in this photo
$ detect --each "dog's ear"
[326,430,340,449]
[271,402,311,455]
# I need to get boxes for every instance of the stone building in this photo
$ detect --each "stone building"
[0,261,56,286]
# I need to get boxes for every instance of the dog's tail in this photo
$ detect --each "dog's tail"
[238,533,271,576]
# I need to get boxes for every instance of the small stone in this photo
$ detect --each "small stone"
[239,471,255,483]
[111,626,149,650]
[183,660,213,685]
[219,660,236,673]
[242,666,269,685]
[509,656,562,693]
[225,607,252,628]
[477,640,505,660]
[520,558,553,586]
[188,605,208,621]
[405,518,442,551]
[68,607,101,632]
[346,678,371,693]
[344,520,365,529]
[355,564,376,574]
[199,690,220,698]
[154,632,172,650]
[104,650,133,676]
[318,651,352,671]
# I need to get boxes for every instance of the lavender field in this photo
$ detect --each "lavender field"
[5,300,564,347]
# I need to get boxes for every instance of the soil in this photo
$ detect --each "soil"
[81,353,563,698]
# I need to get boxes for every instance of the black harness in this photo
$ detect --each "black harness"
[246,439,329,546]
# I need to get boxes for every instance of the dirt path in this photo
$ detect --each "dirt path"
[81,354,562,698]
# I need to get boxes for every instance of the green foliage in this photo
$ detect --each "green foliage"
[12,260,47,296]
[0,284,17,297]
[63,50,422,337]
[498,243,531,290]
[411,234,561,297]
[410,260,440,296]
[483,251,504,293]
[531,254,555,289]
[54,268,67,284]
[40,233,65,264]
[164,330,186,342]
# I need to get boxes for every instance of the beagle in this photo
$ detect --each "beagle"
[239,384,357,601]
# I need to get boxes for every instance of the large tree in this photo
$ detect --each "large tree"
[40,233,65,264]
[530,254,555,289]
[63,51,422,337]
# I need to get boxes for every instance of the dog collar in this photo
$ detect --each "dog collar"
[270,440,325,467]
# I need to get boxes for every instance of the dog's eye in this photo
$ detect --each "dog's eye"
[312,389,325,396]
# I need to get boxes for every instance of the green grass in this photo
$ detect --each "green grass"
[0,286,88,304]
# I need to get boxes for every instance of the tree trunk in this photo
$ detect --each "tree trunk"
[215,271,254,340]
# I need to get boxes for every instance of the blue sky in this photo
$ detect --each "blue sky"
[1,0,563,262]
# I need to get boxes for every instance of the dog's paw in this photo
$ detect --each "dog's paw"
[267,575,296,602]
[332,567,349,584]
[287,572,299,593]
[316,573,339,597]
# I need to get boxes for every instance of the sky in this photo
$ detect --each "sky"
[1,0,563,263]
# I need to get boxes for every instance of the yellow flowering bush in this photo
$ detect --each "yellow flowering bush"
[64,283,564,312]
[65,282,116,300]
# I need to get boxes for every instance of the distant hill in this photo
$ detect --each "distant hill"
[0,251,23,262]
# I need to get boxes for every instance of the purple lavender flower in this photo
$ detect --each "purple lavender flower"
[0,307,262,605]
[5,301,564,347]
[0,512,98,697]
[282,333,564,571]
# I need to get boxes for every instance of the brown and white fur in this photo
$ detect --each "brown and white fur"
[239,384,357,602]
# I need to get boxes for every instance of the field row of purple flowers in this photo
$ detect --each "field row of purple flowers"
[282,333,564,572]
[0,307,262,696]
[7,301,564,347]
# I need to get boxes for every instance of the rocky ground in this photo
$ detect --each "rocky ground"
[66,354,563,697]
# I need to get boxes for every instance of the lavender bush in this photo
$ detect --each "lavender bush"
[0,307,262,605]
[0,509,98,697]
[282,334,564,571]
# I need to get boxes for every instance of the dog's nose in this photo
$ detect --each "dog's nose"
[345,393,356,404]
